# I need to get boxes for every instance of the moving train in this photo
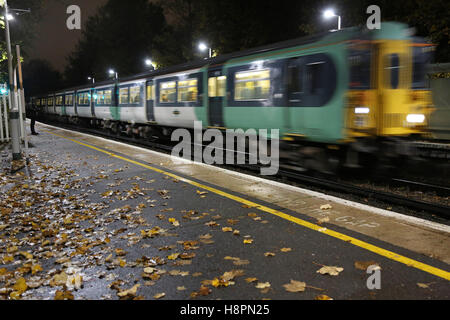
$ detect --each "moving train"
[30,22,435,172]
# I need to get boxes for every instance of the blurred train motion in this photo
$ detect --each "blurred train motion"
[28,22,445,174]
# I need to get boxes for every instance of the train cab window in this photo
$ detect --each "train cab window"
[104,90,112,104]
[235,69,270,101]
[160,81,176,103]
[412,45,433,89]
[146,84,153,100]
[129,85,141,104]
[119,87,129,104]
[178,79,198,102]
[385,54,401,89]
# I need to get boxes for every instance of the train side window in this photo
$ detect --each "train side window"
[235,69,271,101]
[160,81,176,103]
[306,62,324,95]
[130,85,141,104]
[178,79,198,102]
[288,65,303,94]
[96,90,103,105]
[119,87,129,104]
[146,84,153,100]
[217,76,226,97]
[104,90,112,104]
[65,94,73,106]
[208,77,217,97]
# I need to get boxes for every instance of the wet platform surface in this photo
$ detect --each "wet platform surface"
[0,122,449,300]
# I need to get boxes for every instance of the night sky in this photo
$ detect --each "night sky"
[29,0,107,72]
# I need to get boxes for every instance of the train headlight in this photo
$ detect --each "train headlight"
[406,114,425,124]
[354,107,370,114]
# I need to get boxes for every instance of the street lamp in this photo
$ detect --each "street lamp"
[108,69,118,80]
[145,58,155,70]
[88,76,95,84]
[198,42,212,58]
[323,9,341,31]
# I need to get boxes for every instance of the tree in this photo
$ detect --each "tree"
[64,0,168,86]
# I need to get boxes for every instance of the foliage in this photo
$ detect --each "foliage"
[63,0,167,86]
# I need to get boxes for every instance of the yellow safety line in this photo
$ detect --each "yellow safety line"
[45,129,450,281]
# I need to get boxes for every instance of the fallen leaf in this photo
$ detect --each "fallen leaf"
[280,248,292,253]
[117,284,140,298]
[222,227,233,232]
[154,293,166,299]
[54,290,74,300]
[264,252,276,257]
[354,261,380,271]
[320,204,333,210]
[283,280,306,293]
[315,294,333,300]
[317,266,344,276]
[255,282,271,289]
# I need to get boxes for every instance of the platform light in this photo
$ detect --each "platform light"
[198,42,212,58]
[407,114,425,124]
[323,8,341,30]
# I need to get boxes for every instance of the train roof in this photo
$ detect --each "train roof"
[34,22,411,97]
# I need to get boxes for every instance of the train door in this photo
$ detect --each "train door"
[207,67,225,128]
[374,40,411,136]
[146,80,155,122]
[90,89,95,117]
[286,57,305,133]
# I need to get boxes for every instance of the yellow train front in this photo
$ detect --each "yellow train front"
[345,24,434,169]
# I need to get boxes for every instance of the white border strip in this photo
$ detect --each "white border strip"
[38,122,450,234]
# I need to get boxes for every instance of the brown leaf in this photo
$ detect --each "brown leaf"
[283,280,306,293]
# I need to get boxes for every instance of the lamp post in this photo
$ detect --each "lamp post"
[198,42,212,58]
[3,0,21,160]
[323,9,341,31]
[108,69,118,80]
[145,59,155,70]
[88,76,95,84]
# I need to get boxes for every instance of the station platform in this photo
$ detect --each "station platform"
[0,121,449,300]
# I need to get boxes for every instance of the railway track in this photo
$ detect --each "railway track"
[38,120,450,220]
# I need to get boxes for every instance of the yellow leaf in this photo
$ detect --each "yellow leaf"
[31,264,43,275]
[13,277,27,294]
[243,239,253,244]
[315,294,333,300]
[54,290,74,300]
[168,253,180,260]
[153,292,166,299]
[19,251,33,260]
[222,227,233,232]
[117,284,140,298]
[280,248,292,253]
[283,280,306,293]
[316,266,344,276]
[255,282,271,289]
